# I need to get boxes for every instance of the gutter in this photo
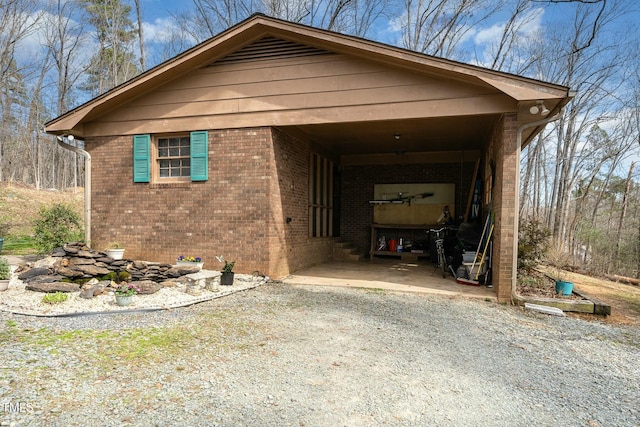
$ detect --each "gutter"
[511,111,562,304]
[56,135,91,247]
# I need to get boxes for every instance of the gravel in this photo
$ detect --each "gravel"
[1,283,639,427]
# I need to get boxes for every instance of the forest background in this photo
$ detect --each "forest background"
[1,0,638,277]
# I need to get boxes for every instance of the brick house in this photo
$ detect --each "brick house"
[44,14,572,302]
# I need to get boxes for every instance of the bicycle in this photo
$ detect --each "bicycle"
[430,227,448,278]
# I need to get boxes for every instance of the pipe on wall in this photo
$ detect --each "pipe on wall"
[56,136,91,247]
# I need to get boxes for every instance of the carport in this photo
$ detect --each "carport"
[43,14,573,303]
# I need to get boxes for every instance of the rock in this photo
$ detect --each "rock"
[74,264,111,276]
[51,247,67,257]
[110,260,129,268]
[77,250,99,258]
[132,261,148,270]
[79,286,99,299]
[55,266,85,278]
[165,266,200,278]
[68,257,96,266]
[93,287,108,296]
[23,275,65,284]
[79,281,106,298]
[160,280,179,288]
[25,282,81,293]
[18,268,52,280]
[33,257,58,269]
[131,280,162,295]
[61,244,78,254]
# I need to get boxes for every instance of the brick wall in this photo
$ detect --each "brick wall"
[490,114,518,302]
[88,129,274,276]
[341,161,476,254]
[86,127,332,279]
[270,128,334,277]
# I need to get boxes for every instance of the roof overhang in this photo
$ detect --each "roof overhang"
[45,14,572,151]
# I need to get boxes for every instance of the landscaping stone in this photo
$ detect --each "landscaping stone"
[132,280,163,295]
[15,242,208,294]
[18,267,51,280]
[26,282,81,293]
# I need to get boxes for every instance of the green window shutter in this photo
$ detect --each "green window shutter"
[190,131,208,181]
[133,134,150,183]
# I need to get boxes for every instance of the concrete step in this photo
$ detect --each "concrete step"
[333,240,364,261]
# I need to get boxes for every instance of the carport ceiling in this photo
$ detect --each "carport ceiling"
[292,115,499,156]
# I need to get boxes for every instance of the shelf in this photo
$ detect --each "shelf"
[370,223,437,261]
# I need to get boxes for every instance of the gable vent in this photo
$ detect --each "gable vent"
[212,36,333,65]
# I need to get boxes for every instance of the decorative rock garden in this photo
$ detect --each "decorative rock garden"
[0,242,268,316]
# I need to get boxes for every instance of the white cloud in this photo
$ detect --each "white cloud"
[474,7,544,47]
[143,16,187,44]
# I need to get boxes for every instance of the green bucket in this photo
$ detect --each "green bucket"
[555,280,574,296]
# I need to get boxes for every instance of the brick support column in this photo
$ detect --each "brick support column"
[492,114,519,303]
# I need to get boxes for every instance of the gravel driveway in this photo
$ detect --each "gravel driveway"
[1,283,639,426]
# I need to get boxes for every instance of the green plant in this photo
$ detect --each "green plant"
[33,203,83,253]
[42,292,69,304]
[518,218,550,272]
[216,256,235,273]
[0,257,10,280]
[114,283,139,296]
[107,242,123,249]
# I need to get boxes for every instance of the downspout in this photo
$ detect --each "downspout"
[56,135,91,247]
[511,112,561,303]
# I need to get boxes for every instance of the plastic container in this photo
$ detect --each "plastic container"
[555,280,574,296]
[462,251,476,263]
[388,239,397,252]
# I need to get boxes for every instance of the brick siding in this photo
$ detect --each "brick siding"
[87,127,332,279]
[490,114,518,302]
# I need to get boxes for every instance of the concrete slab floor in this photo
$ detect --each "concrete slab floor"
[282,258,496,300]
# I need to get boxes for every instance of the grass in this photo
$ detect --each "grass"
[0,309,259,372]
[2,235,39,254]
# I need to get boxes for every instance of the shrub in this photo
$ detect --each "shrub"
[0,257,10,280]
[518,218,550,272]
[33,204,83,254]
[42,292,69,304]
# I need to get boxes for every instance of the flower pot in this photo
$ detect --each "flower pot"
[106,248,125,260]
[115,294,134,306]
[220,271,234,286]
[0,279,8,291]
[176,261,204,270]
[555,280,574,296]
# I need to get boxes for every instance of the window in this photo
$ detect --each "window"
[133,131,208,183]
[309,153,334,237]
[157,136,190,178]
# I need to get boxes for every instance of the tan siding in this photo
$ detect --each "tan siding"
[88,54,506,137]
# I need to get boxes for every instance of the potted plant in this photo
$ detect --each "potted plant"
[176,255,204,269]
[216,256,235,286]
[106,242,125,260]
[0,257,10,291]
[114,283,139,306]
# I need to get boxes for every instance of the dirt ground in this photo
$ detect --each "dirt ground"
[519,267,640,325]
